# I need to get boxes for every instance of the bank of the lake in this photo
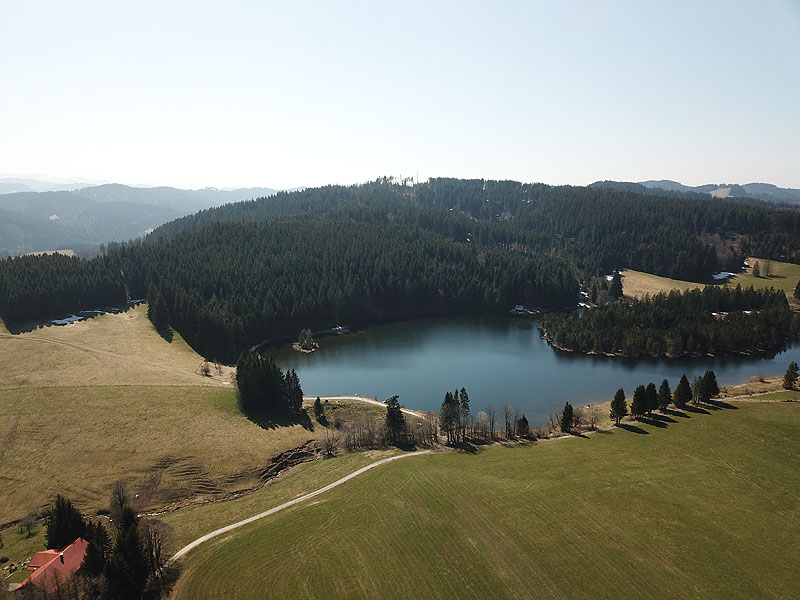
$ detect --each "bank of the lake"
[267,315,800,426]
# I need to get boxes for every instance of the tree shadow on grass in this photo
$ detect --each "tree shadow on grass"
[664,408,690,418]
[707,399,739,410]
[618,423,649,434]
[452,440,479,454]
[683,405,710,415]
[638,416,668,429]
[248,409,315,432]
[569,431,589,439]
[650,413,678,424]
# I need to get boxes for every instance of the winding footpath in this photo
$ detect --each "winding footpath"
[169,449,433,563]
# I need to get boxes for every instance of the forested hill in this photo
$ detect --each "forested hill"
[0,220,577,361]
[2,177,800,361]
[152,178,800,282]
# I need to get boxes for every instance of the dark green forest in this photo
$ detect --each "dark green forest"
[539,285,800,358]
[153,177,800,280]
[2,178,799,361]
[0,219,576,361]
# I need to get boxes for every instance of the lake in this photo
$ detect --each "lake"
[269,315,800,425]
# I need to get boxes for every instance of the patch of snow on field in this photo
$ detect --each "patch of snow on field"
[51,315,84,325]
[712,272,734,281]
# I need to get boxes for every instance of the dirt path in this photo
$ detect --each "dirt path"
[306,395,428,419]
[169,449,433,563]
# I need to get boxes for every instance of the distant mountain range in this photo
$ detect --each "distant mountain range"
[590,179,800,205]
[0,183,281,257]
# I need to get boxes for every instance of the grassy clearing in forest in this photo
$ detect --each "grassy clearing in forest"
[621,257,800,300]
[171,402,800,600]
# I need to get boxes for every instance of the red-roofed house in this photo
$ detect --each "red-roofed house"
[15,538,88,599]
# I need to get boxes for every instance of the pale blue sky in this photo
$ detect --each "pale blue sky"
[1,1,798,189]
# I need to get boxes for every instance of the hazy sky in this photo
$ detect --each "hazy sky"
[1,1,799,190]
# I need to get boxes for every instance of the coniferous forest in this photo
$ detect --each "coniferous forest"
[1,178,799,361]
[539,286,800,358]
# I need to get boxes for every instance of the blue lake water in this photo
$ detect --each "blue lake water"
[268,315,800,425]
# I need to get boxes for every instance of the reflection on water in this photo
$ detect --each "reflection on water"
[267,315,800,426]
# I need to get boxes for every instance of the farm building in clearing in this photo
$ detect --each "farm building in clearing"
[14,538,88,599]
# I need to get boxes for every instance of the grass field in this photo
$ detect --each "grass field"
[0,306,355,538]
[621,256,800,300]
[171,402,800,599]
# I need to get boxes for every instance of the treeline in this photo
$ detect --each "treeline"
[0,253,127,323]
[0,219,577,361]
[539,285,800,358]
[610,371,720,425]
[152,177,800,280]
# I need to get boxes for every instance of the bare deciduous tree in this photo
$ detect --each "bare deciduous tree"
[320,429,339,457]
[141,519,174,594]
[502,402,513,439]
[486,404,497,440]
[110,480,130,525]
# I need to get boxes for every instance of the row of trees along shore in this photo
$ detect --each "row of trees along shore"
[2,178,800,361]
[539,285,800,358]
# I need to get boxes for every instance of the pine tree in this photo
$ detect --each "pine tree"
[630,385,647,419]
[609,271,623,299]
[515,414,530,437]
[610,388,628,425]
[459,388,470,442]
[702,369,719,402]
[81,521,111,577]
[439,392,460,444]
[673,374,691,409]
[105,505,147,600]
[645,382,658,415]
[146,283,170,333]
[385,395,407,446]
[658,379,671,412]
[45,494,85,549]
[794,280,800,300]
[313,396,324,419]
[560,402,575,433]
[753,261,761,277]
[784,361,799,390]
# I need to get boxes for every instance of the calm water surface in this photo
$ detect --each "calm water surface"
[269,315,800,425]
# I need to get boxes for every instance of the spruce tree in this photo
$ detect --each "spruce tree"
[610,388,627,426]
[515,415,530,437]
[794,280,800,301]
[784,361,799,390]
[673,374,691,409]
[45,495,85,549]
[645,382,658,415]
[81,521,111,577]
[630,385,647,419]
[560,402,575,433]
[658,379,671,412]
[105,505,147,600]
[459,388,470,442]
[609,271,623,299]
[439,392,459,444]
[384,395,407,446]
[702,369,719,402]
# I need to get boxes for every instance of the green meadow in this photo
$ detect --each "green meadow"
[170,402,800,599]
